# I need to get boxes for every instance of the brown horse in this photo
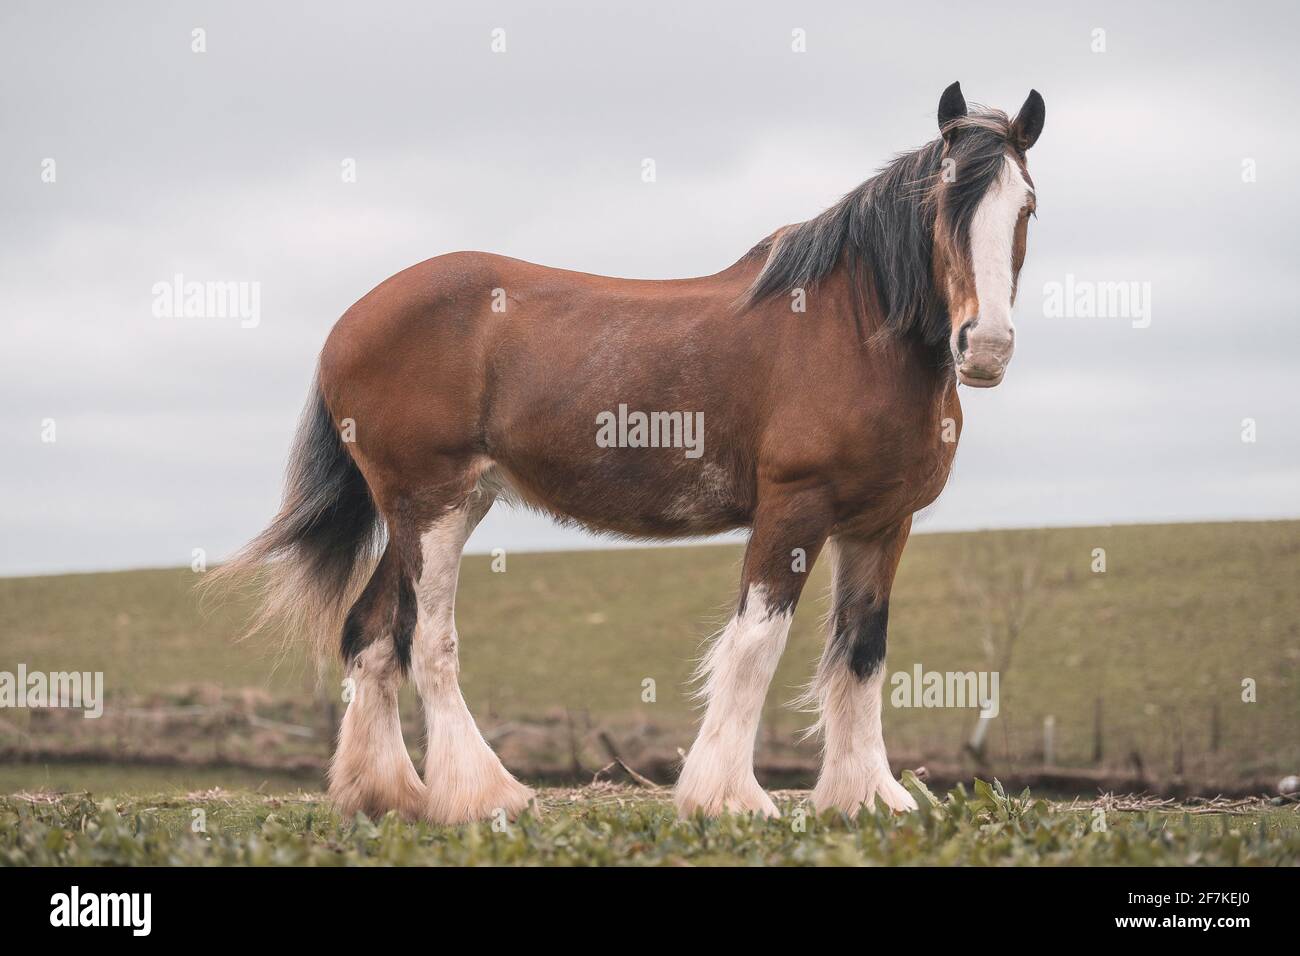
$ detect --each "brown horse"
[213,82,1044,823]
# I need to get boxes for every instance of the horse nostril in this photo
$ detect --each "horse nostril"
[957,318,978,355]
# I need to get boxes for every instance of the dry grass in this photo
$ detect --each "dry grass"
[1,520,1297,790]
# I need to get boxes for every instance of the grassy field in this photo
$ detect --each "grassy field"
[3,779,1297,866]
[2,520,1296,792]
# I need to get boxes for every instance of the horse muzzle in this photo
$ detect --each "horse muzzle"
[953,318,1013,388]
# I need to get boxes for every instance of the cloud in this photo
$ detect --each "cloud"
[2,0,1297,574]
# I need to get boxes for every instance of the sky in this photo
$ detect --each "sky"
[2,0,1297,576]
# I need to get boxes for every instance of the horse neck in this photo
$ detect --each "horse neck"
[821,260,955,403]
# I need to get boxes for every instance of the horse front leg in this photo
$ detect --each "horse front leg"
[674,488,832,817]
[808,520,917,814]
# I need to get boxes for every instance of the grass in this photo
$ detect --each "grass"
[0,762,315,796]
[3,778,1296,866]
[2,520,1297,786]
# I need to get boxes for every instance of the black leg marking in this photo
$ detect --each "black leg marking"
[830,595,890,680]
[340,548,396,664]
[391,573,418,673]
[339,538,423,672]
[340,604,368,664]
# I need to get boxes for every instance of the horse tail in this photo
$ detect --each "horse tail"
[202,371,383,663]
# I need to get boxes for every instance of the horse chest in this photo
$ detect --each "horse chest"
[831,406,959,530]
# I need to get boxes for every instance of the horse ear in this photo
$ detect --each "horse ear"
[1011,89,1045,151]
[938,81,967,139]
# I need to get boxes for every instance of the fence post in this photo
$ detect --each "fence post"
[968,713,991,761]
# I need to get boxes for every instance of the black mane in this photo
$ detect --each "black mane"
[742,109,1014,350]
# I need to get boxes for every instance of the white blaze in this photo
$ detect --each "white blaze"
[967,154,1031,343]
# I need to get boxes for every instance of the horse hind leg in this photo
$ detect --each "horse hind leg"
[409,478,535,824]
[327,543,426,820]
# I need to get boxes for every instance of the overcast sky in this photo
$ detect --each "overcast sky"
[2,0,1297,576]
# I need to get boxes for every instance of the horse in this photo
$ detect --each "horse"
[211,81,1045,823]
